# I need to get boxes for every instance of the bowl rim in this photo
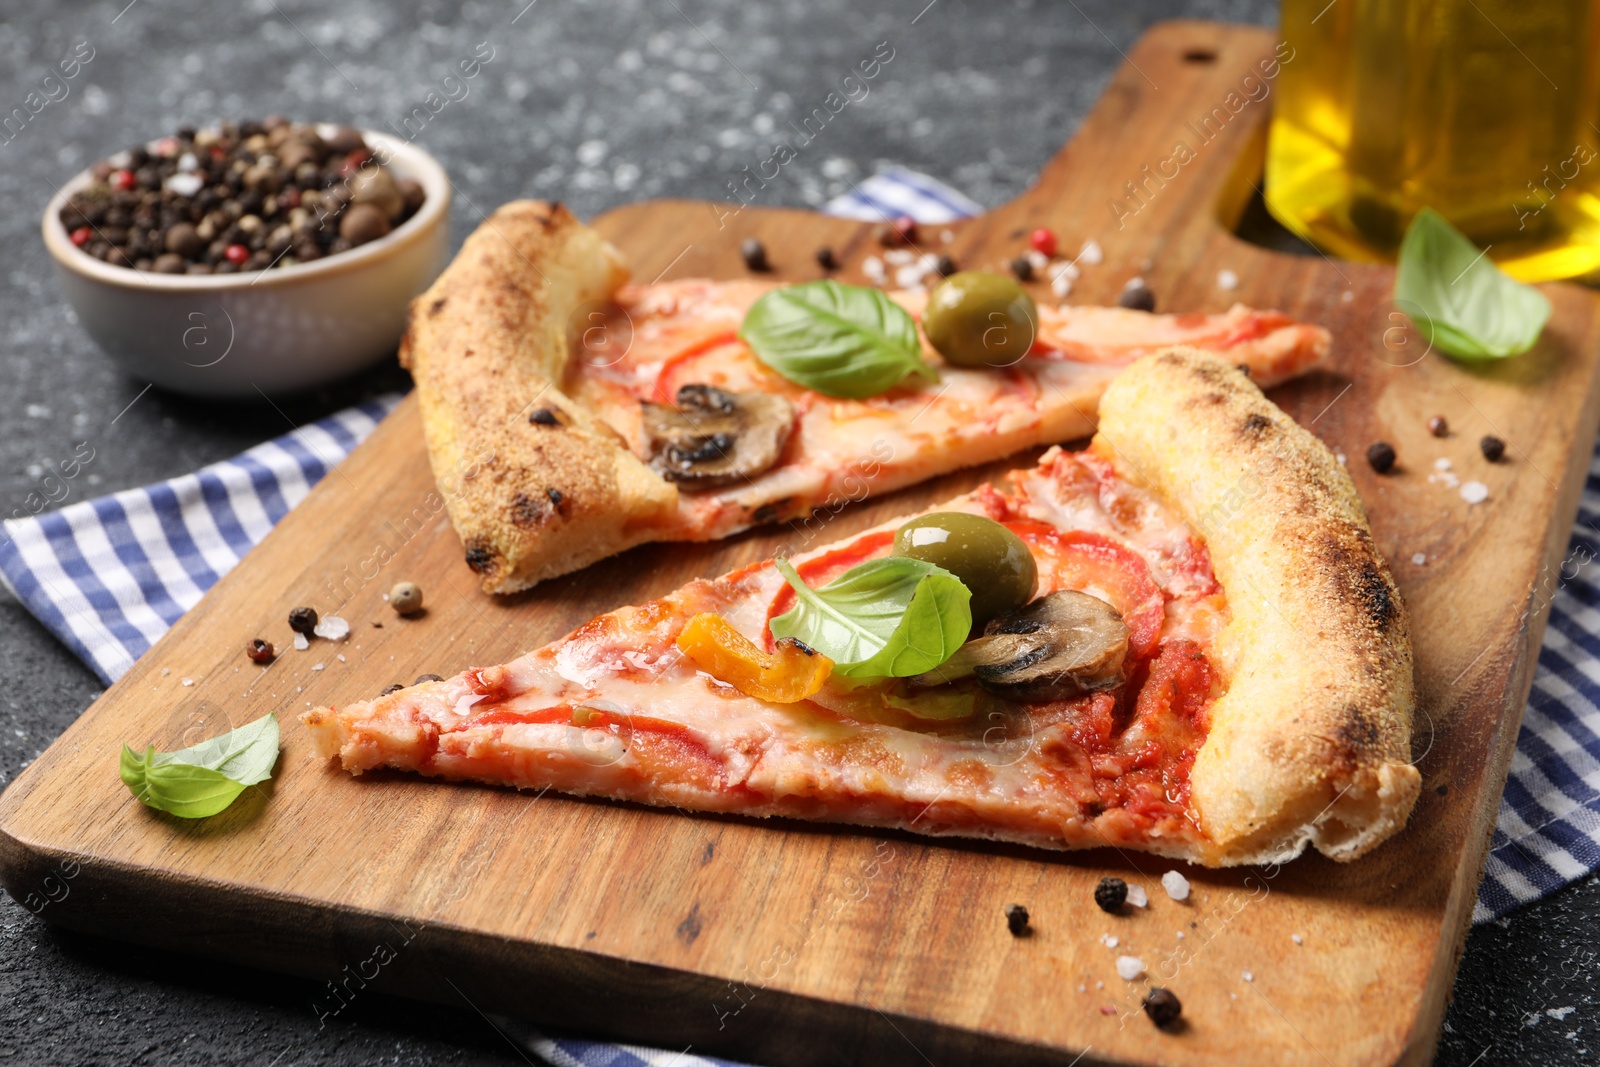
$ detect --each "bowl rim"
[41,126,452,292]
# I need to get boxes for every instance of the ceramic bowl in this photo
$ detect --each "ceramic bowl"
[41,128,450,398]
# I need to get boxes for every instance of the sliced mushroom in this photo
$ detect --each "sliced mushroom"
[641,383,795,488]
[909,590,1130,702]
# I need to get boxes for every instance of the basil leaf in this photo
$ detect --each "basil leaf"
[771,556,971,678]
[740,280,937,398]
[120,712,279,819]
[1394,208,1551,360]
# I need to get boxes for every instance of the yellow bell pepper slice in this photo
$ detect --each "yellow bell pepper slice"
[676,613,832,703]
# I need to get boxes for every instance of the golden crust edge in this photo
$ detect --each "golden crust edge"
[1095,346,1421,866]
[401,199,679,594]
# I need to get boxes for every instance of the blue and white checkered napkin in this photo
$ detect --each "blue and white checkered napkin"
[3,168,1597,1063]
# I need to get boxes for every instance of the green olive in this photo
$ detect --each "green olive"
[921,271,1038,368]
[892,512,1038,627]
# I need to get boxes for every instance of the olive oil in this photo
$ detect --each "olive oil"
[1266,0,1600,281]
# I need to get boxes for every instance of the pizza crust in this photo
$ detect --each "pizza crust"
[1094,348,1421,864]
[400,201,680,593]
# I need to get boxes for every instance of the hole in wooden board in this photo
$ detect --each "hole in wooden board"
[1183,48,1218,63]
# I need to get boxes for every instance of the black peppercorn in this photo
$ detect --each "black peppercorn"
[414,673,444,684]
[1366,441,1397,474]
[1094,876,1128,913]
[934,253,957,277]
[1117,282,1156,313]
[246,638,275,664]
[529,407,560,426]
[1142,987,1182,1028]
[1010,255,1034,282]
[814,246,838,271]
[740,237,769,272]
[288,606,318,635]
[1480,434,1506,462]
[380,683,406,696]
[1004,903,1030,937]
[1427,415,1449,437]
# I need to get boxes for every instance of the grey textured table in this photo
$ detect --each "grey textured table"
[0,2,1595,1064]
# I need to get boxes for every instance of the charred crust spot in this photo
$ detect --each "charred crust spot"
[1355,560,1397,630]
[547,487,569,517]
[1335,702,1382,759]
[528,407,561,427]
[464,542,497,573]
[509,491,549,527]
[1241,412,1273,436]
[428,297,447,316]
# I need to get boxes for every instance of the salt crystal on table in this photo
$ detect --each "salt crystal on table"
[895,264,924,289]
[1461,481,1489,504]
[1125,884,1149,908]
[1161,870,1191,901]
[863,256,887,284]
[1052,273,1072,298]
[1292,933,1303,945]
[314,616,350,640]
[1412,553,1427,565]
[1026,250,1049,271]
[311,663,324,671]
[1115,956,1145,981]
[181,678,194,687]
[1434,458,1452,471]
[1101,933,1119,948]
[884,249,915,266]
[1242,969,1254,982]
[1217,269,1239,290]
[293,632,310,651]
[1078,239,1103,265]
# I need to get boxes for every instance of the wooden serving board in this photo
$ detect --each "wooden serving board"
[5,21,1600,1066]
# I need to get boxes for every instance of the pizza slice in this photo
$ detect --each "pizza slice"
[402,201,1331,593]
[304,349,1419,866]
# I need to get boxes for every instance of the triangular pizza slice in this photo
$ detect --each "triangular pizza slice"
[305,349,1418,866]
[402,201,1330,593]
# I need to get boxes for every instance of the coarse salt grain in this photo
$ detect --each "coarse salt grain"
[337,653,347,662]
[1115,956,1145,981]
[941,229,954,244]
[311,663,324,671]
[1434,458,1452,471]
[181,678,195,687]
[293,632,310,651]
[1461,481,1489,504]
[1335,451,1347,466]
[1412,553,1427,565]
[884,249,915,266]
[863,256,887,284]
[895,265,924,289]
[1051,273,1073,298]
[1051,260,1080,281]
[1101,933,1119,948]
[1242,969,1254,982]
[1161,870,1191,901]
[1217,269,1239,290]
[1026,249,1049,271]
[314,616,351,641]
[1292,933,1303,945]
[1125,884,1149,908]
[1078,239,1103,265]
[164,173,203,197]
